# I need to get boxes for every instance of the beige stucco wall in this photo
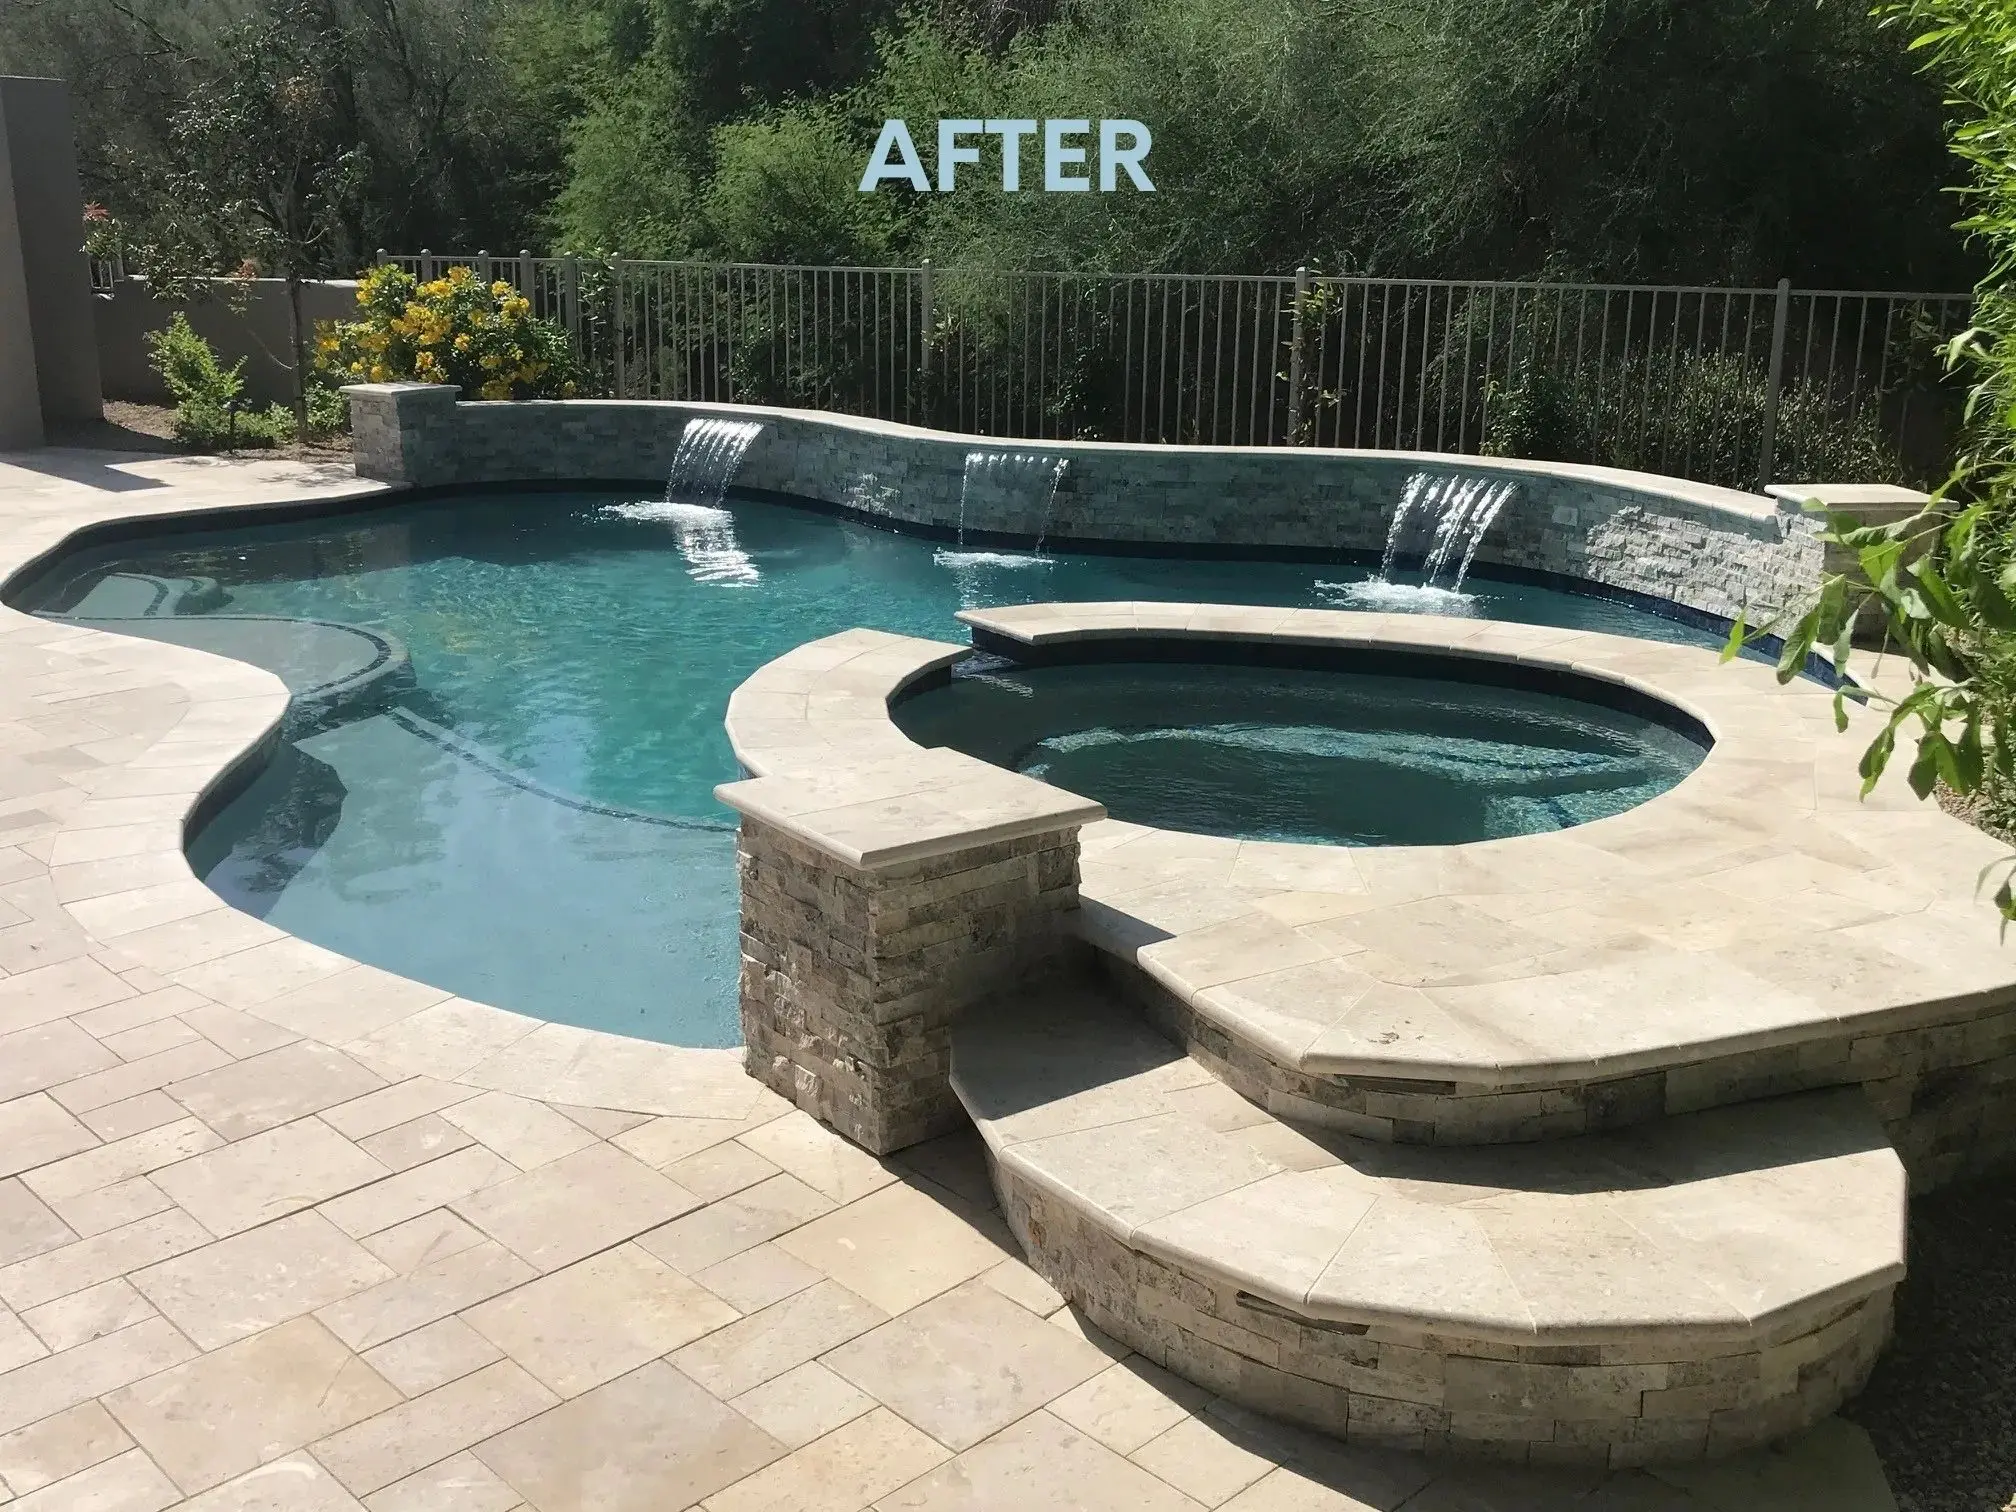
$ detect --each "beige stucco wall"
[0,83,43,447]
[0,76,100,430]
[95,277,360,407]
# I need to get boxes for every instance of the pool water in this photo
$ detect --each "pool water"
[894,661,1707,847]
[20,489,1724,1046]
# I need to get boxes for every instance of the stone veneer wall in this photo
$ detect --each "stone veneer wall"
[999,1171,1893,1467]
[1111,955,2016,1189]
[345,384,1824,627]
[735,816,1085,1154]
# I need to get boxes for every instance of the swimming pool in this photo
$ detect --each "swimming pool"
[19,488,1725,1046]
[892,659,1708,848]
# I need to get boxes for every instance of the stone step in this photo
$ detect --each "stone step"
[949,979,1905,1466]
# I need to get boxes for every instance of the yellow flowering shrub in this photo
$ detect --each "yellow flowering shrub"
[316,264,580,401]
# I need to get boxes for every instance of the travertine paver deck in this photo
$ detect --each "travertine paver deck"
[951,602,2014,1091]
[0,446,1898,1508]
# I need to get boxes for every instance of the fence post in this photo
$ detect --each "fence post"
[1757,276,1791,491]
[613,259,627,399]
[518,249,533,301]
[374,248,387,270]
[563,256,581,354]
[918,259,934,423]
[420,249,432,281]
[1286,266,1311,445]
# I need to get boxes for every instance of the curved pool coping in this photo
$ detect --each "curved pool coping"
[0,451,1932,1479]
[721,603,2016,1135]
[4,461,2003,1147]
[0,458,778,1120]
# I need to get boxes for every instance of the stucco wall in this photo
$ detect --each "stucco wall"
[96,278,360,407]
[0,82,39,449]
[347,384,1827,626]
[0,77,100,428]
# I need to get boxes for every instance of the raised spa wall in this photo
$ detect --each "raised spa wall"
[345,382,1885,628]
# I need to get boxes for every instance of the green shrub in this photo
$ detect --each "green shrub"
[304,381,350,439]
[1482,348,1905,488]
[143,312,293,451]
[145,311,240,409]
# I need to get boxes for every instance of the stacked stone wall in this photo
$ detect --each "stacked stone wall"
[997,1168,1892,1467]
[736,816,1083,1153]
[1110,953,2016,1189]
[345,386,1822,628]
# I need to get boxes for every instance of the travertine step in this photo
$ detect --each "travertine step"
[950,981,1905,1466]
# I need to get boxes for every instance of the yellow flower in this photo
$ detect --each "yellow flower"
[369,363,389,382]
[491,280,512,297]
[454,334,472,351]
[349,361,365,375]
[414,350,436,372]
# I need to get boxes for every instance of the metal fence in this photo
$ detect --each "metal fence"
[379,251,1973,490]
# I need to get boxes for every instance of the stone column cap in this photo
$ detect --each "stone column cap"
[716,754,1103,871]
[340,380,462,402]
[1765,483,1931,522]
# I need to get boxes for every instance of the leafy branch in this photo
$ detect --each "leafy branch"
[1724,487,2016,918]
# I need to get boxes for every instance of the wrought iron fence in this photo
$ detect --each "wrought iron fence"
[378,251,1972,490]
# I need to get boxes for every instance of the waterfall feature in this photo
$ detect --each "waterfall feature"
[943,450,1071,558]
[666,417,765,508]
[599,417,766,586]
[1325,471,1516,613]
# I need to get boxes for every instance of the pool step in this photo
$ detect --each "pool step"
[949,979,1904,1466]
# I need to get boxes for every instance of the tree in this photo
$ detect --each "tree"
[0,0,564,258]
[157,0,370,436]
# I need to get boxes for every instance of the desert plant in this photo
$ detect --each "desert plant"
[318,263,579,400]
[144,312,290,450]
[304,381,351,438]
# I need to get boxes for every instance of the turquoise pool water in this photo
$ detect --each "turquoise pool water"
[894,661,1706,847]
[23,488,1723,1047]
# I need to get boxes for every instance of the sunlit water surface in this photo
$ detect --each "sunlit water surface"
[24,490,1720,1045]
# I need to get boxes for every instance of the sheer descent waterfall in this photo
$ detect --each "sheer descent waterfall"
[666,418,765,508]
[600,417,767,585]
[951,450,1071,553]
[1324,470,1517,612]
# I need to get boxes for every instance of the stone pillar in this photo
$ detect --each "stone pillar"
[1768,483,1932,645]
[717,771,1100,1154]
[343,381,462,485]
[0,77,101,428]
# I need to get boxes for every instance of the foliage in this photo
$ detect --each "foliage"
[0,0,565,266]
[6,0,1985,288]
[1722,0,2016,923]
[539,0,1974,286]
[317,263,580,398]
[305,381,352,437]
[1483,350,1908,490]
[143,312,292,449]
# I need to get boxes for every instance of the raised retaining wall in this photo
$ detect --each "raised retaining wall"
[1000,1162,1895,1466]
[344,383,1828,626]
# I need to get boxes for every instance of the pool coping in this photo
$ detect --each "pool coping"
[721,603,2016,1100]
[0,446,1935,1490]
[0,454,778,1119]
